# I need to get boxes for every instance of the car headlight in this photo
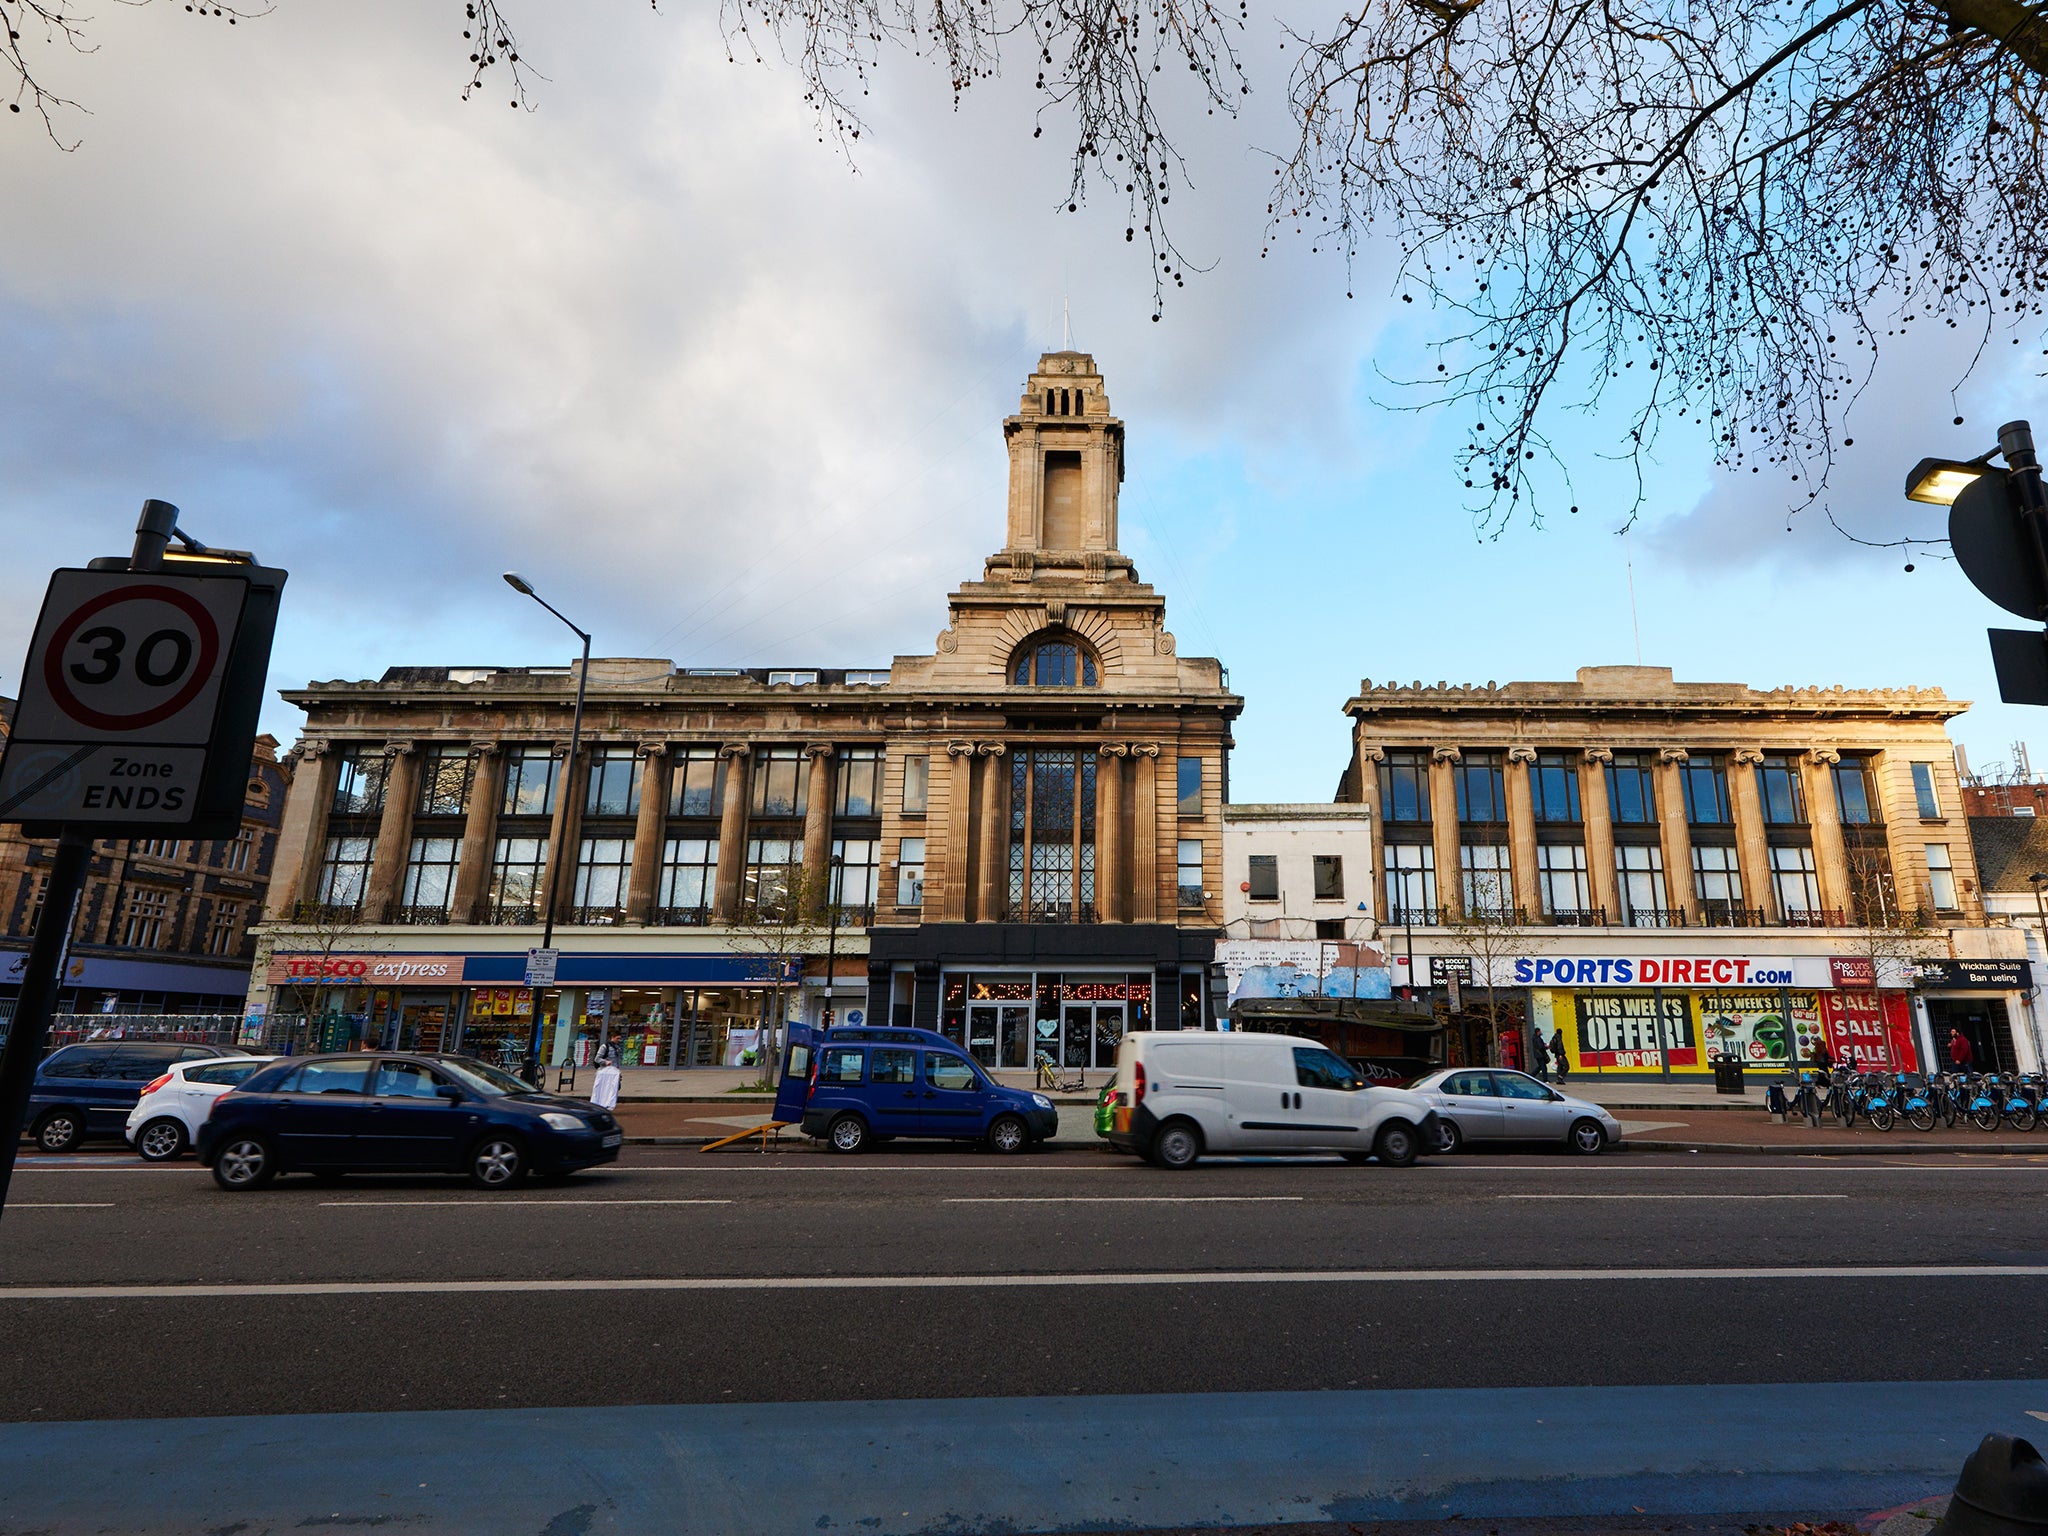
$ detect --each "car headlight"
[540,1112,586,1131]
[1032,1093,1053,1109]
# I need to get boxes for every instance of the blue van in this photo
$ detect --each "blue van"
[777,1026,1059,1153]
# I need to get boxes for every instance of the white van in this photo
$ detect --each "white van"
[1105,1030,1441,1169]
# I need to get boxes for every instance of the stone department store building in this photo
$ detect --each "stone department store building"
[254,354,1239,1071]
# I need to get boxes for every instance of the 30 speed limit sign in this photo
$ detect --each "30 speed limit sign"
[0,568,280,831]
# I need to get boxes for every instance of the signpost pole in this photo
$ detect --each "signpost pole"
[0,500,179,1223]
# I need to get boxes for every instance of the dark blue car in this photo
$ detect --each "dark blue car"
[786,1026,1059,1153]
[27,1040,245,1152]
[197,1053,623,1191]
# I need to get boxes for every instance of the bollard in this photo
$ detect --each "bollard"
[1931,1434,2048,1535]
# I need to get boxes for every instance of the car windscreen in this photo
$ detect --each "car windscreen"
[436,1058,530,1096]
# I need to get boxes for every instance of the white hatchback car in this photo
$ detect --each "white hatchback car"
[1409,1068,1623,1155]
[124,1055,273,1161]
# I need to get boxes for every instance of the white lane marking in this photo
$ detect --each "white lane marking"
[942,1196,1304,1204]
[1500,1193,1849,1201]
[5,1265,2048,1301]
[321,1199,734,1208]
[4,1202,115,1209]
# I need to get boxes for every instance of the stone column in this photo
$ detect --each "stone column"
[1131,745,1160,922]
[942,743,975,922]
[1429,748,1462,922]
[363,743,419,922]
[976,745,1008,922]
[626,742,670,925]
[1580,748,1617,921]
[268,740,335,920]
[1655,749,1697,923]
[1805,748,1850,919]
[1096,745,1126,923]
[547,743,589,927]
[1729,749,1777,923]
[1360,746,1389,923]
[451,742,503,923]
[1505,747,1540,920]
[712,745,751,923]
[801,744,835,918]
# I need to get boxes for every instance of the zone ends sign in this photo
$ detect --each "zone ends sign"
[0,564,286,838]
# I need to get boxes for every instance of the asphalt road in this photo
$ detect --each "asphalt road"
[5,1143,2048,1423]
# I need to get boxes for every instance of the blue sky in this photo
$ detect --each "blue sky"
[0,0,2041,803]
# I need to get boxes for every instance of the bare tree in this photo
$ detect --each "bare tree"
[263,898,388,1052]
[1432,867,1553,1068]
[1830,839,1945,1067]
[727,860,831,1090]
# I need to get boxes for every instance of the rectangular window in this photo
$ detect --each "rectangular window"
[400,835,462,919]
[1758,755,1807,824]
[315,835,374,913]
[223,828,255,874]
[1177,839,1204,908]
[1912,762,1941,819]
[1533,753,1582,823]
[488,836,549,922]
[206,901,242,957]
[1926,844,1959,911]
[330,749,389,816]
[897,837,926,906]
[1833,756,1878,825]
[1770,845,1820,916]
[1454,752,1506,823]
[1692,845,1744,909]
[1247,853,1279,901]
[572,837,633,920]
[668,748,725,819]
[501,748,560,818]
[835,748,882,817]
[1460,843,1511,917]
[134,837,180,860]
[831,836,880,913]
[121,887,171,948]
[1536,843,1591,918]
[1681,759,1732,825]
[902,754,929,816]
[657,837,718,921]
[868,1047,916,1084]
[1177,757,1203,816]
[767,670,818,687]
[1376,750,1431,823]
[1385,844,1437,921]
[750,749,806,818]
[415,745,473,816]
[584,750,642,818]
[1605,753,1656,824]
[743,836,800,919]
[1312,854,1344,901]
[1614,844,1669,926]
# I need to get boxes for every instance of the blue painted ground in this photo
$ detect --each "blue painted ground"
[2,1380,2041,1535]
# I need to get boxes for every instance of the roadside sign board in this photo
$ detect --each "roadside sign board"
[0,566,284,835]
[524,947,560,988]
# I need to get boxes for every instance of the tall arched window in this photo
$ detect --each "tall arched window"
[1011,635,1099,687]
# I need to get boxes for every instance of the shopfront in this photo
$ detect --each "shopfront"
[1912,960,2035,1073]
[939,971,1156,1069]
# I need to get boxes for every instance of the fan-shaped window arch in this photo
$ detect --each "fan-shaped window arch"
[1010,633,1099,687]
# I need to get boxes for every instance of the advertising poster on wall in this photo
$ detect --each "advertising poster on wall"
[1216,940,1392,1011]
[1555,991,1700,1072]
[1821,990,1917,1070]
[1696,991,1823,1067]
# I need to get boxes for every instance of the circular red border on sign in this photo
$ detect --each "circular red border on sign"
[41,583,224,732]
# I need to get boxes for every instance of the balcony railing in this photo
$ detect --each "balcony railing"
[1695,902,1766,928]
[488,902,542,926]
[287,900,362,924]
[571,905,628,927]
[1388,906,1442,926]
[392,904,451,926]
[1000,902,1100,925]
[1545,907,1608,928]
[1617,907,1684,929]
[656,905,713,927]
[827,904,876,927]
[1781,908,1849,928]
[1462,905,1527,926]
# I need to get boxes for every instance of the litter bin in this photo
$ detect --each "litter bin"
[1712,1053,1747,1095]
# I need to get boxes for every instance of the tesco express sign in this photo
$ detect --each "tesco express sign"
[1512,956,1799,988]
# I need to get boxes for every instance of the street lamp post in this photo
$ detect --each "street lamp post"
[2027,873,2048,1069]
[503,572,591,1088]
[822,853,845,1033]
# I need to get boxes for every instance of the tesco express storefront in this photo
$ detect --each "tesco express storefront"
[1507,953,1923,1078]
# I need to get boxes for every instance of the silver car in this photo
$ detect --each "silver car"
[1409,1068,1621,1155]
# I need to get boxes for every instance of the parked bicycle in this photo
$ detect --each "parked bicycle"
[1896,1071,1937,1132]
[1035,1053,1086,1093]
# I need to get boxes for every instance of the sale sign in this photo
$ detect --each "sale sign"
[1821,990,1917,1071]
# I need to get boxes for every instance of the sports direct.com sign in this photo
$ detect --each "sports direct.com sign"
[266,954,463,986]
[1507,955,1818,988]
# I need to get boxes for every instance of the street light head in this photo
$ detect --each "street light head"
[2030,871,2048,885]
[502,572,536,596]
[1904,457,1993,506]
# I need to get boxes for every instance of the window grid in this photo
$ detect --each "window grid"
[1177,756,1203,817]
[501,749,560,818]
[1925,844,1959,911]
[901,755,929,816]
[488,836,549,923]
[584,750,642,818]
[1454,752,1506,823]
[658,837,718,922]
[1247,854,1279,901]
[415,746,473,816]
[1614,844,1669,926]
[1385,844,1437,921]
[1177,840,1204,908]
[1460,843,1511,917]
[316,836,375,913]
[1537,843,1591,917]
[330,749,389,816]
[573,837,634,921]
[206,901,242,957]
[121,887,171,948]
[1605,753,1657,824]
[667,748,726,819]
[1533,753,1582,823]
[1312,854,1344,901]
[897,837,926,906]
[1912,762,1941,819]
[1681,759,1732,825]
[835,749,882,817]
[1377,751,1431,824]
[1758,755,1807,824]
[1770,845,1820,916]
[750,750,807,818]
[744,836,801,920]
[400,836,462,919]
[831,836,880,914]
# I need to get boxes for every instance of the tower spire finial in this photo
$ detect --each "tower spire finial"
[1062,295,1072,351]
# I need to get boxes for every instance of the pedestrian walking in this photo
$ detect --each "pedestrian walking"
[1529,1027,1549,1082]
[1947,1027,1974,1071]
[1549,1027,1570,1082]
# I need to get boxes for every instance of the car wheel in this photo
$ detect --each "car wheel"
[135,1118,189,1162]
[1432,1120,1464,1155]
[1568,1117,1608,1156]
[468,1135,527,1189]
[986,1114,1029,1155]
[211,1135,276,1191]
[1149,1119,1202,1170]
[827,1114,870,1154]
[1373,1121,1419,1167]
[33,1110,86,1154]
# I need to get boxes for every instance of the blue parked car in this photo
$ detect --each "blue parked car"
[780,1025,1059,1154]
[197,1053,623,1191]
[27,1040,246,1153]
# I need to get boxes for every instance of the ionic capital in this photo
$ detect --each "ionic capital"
[382,740,418,759]
[1431,746,1463,764]
[977,742,1008,757]
[1098,743,1131,758]
[1506,745,1538,764]
[1359,745,1387,764]
[1808,746,1843,766]
[1582,746,1614,765]
[802,743,835,760]
[468,740,503,759]
[945,741,978,758]
[1732,748,1766,766]
[717,743,752,761]
[1657,747,1690,764]
[1130,743,1160,759]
